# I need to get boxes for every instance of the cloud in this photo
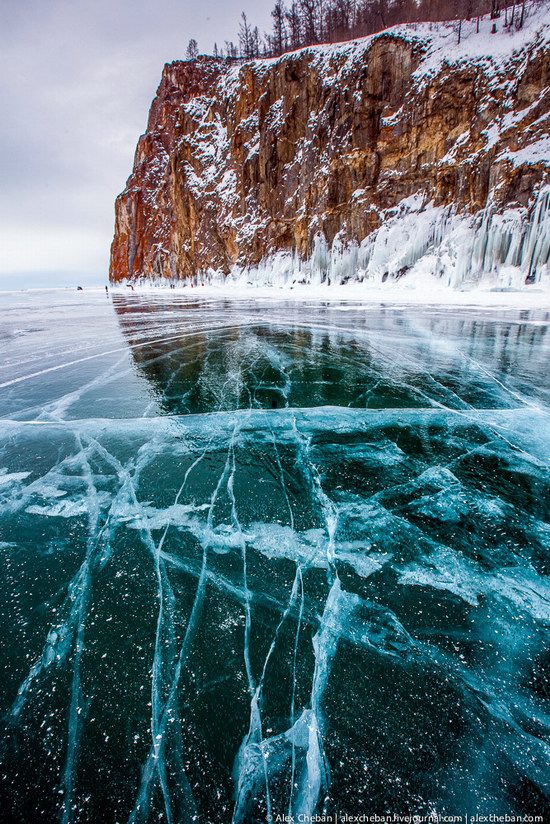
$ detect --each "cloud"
[0,0,272,286]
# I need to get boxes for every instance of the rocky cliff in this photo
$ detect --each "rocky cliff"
[110,5,550,287]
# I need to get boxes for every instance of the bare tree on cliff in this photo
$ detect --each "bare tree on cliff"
[317,0,325,40]
[225,40,239,58]
[239,12,252,57]
[286,1,303,48]
[252,26,262,56]
[456,0,472,43]
[272,0,287,54]
[373,0,388,28]
[328,0,353,41]
[186,38,199,59]
[299,0,319,44]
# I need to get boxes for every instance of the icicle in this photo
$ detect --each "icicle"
[522,187,550,283]
[311,234,329,285]
[129,186,550,291]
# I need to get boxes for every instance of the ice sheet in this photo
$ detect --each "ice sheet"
[0,292,548,821]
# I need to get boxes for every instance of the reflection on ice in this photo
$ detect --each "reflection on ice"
[0,292,549,821]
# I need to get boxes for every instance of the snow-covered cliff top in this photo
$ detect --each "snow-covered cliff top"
[233,1,550,84]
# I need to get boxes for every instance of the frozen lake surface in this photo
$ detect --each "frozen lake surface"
[0,290,549,822]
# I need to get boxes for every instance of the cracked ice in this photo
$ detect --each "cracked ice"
[0,290,549,822]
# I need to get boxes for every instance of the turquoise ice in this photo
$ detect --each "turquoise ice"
[0,290,549,822]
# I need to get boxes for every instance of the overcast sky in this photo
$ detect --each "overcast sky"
[0,0,273,288]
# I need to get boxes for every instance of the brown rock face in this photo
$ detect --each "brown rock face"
[110,18,550,283]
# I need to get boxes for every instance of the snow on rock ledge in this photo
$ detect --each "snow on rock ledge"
[110,3,550,289]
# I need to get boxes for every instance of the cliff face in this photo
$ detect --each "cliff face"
[110,8,550,285]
